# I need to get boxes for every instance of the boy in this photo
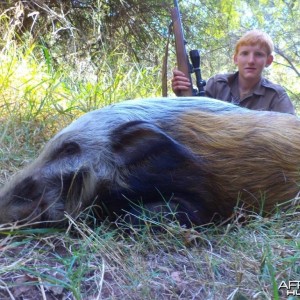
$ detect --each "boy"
[172,29,296,114]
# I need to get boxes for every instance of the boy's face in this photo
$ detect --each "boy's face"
[234,44,273,82]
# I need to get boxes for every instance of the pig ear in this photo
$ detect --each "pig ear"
[111,120,193,166]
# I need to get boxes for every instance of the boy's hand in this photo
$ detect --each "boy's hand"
[171,69,191,96]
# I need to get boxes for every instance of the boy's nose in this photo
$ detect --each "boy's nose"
[248,53,255,63]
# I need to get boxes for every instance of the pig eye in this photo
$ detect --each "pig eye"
[61,141,80,156]
[53,141,81,160]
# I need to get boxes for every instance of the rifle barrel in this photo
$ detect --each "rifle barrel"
[171,4,193,96]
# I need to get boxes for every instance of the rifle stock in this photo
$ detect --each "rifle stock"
[171,5,193,96]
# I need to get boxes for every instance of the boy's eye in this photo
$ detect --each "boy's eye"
[255,52,265,57]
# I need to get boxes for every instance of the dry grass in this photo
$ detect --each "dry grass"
[0,209,299,299]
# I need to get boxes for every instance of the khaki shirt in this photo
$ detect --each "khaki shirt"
[205,72,296,115]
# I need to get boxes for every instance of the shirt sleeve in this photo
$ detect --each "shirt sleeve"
[204,77,216,98]
[271,90,296,115]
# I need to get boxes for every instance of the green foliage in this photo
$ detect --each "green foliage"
[0,39,161,126]
[0,0,299,106]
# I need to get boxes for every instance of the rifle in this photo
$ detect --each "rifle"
[170,0,206,96]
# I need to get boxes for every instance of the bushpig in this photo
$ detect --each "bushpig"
[0,97,299,227]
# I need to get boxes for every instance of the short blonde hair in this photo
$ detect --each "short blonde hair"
[234,30,274,56]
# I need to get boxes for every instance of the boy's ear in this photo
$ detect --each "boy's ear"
[233,54,238,65]
[266,54,274,67]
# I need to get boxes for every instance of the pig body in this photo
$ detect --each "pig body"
[0,97,299,227]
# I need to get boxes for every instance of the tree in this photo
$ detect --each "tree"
[0,0,299,103]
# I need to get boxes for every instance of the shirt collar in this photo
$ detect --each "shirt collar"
[227,72,266,96]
